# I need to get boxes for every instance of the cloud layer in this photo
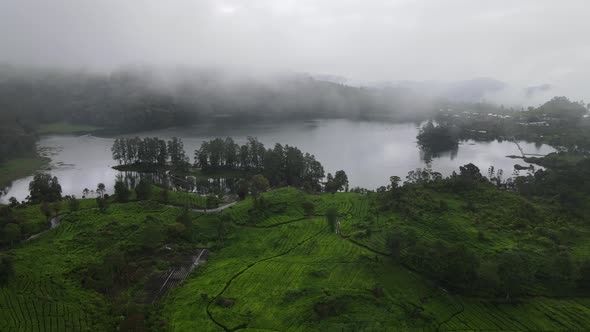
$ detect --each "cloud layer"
[1,0,588,100]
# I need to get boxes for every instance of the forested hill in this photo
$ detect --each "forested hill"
[0,66,439,132]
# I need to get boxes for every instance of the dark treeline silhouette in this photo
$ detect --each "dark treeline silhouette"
[513,155,590,217]
[27,173,62,204]
[195,137,263,171]
[376,162,582,297]
[436,96,590,152]
[195,137,328,191]
[110,135,348,193]
[416,121,460,154]
[111,137,189,171]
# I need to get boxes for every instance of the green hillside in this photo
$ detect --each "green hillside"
[0,201,217,331]
[160,187,590,331]
[2,184,590,331]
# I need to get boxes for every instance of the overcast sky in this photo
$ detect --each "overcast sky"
[0,0,588,100]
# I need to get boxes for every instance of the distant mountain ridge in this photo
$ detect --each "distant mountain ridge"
[311,74,553,104]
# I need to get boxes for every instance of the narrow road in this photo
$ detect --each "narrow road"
[512,138,526,158]
[23,198,237,244]
[511,137,547,158]
[26,216,62,241]
[155,248,210,302]
[167,201,237,214]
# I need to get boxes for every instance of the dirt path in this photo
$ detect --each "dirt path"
[26,216,62,241]
[167,201,237,214]
[24,199,236,244]
[147,248,210,303]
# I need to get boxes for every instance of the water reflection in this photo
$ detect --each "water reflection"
[419,146,459,164]
[0,120,556,203]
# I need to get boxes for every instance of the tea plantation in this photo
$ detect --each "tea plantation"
[2,186,590,330]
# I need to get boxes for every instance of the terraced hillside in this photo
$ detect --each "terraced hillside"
[0,201,217,331]
[161,187,590,331]
[2,186,590,331]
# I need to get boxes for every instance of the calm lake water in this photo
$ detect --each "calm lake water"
[0,119,555,203]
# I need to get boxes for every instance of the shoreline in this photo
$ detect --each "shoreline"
[0,155,50,189]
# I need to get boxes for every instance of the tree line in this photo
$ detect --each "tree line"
[195,137,347,192]
[416,120,460,155]
[436,96,590,153]
[375,161,590,298]
[110,135,350,193]
[111,137,189,171]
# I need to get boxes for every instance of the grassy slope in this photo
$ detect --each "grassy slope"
[0,201,212,331]
[37,122,101,135]
[7,203,51,238]
[3,199,101,241]
[161,187,590,331]
[0,156,49,188]
[3,187,590,331]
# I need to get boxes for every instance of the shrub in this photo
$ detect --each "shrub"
[372,287,384,298]
[438,200,448,212]
[137,217,166,250]
[314,297,347,319]
[310,269,328,278]
[302,201,315,216]
[326,207,338,233]
[477,230,486,242]
[96,197,109,213]
[167,223,187,238]
[0,255,14,285]
[114,181,131,202]
[68,196,80,211]
[135,179,153,201]
[215,296,235,308]
[206,195,219,209]
[282,288,311,304]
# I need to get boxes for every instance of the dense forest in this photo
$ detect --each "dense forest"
[111,136,348,195]
[195,137,331,191]
[375,159,590,298]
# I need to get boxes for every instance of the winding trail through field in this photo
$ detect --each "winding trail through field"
[435,302,465,332]
[337,231,466,330]
[206,226,326,331]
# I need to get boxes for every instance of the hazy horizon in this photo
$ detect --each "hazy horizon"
[1,0,589,104]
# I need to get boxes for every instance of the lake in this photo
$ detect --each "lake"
[0,119,555,203]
